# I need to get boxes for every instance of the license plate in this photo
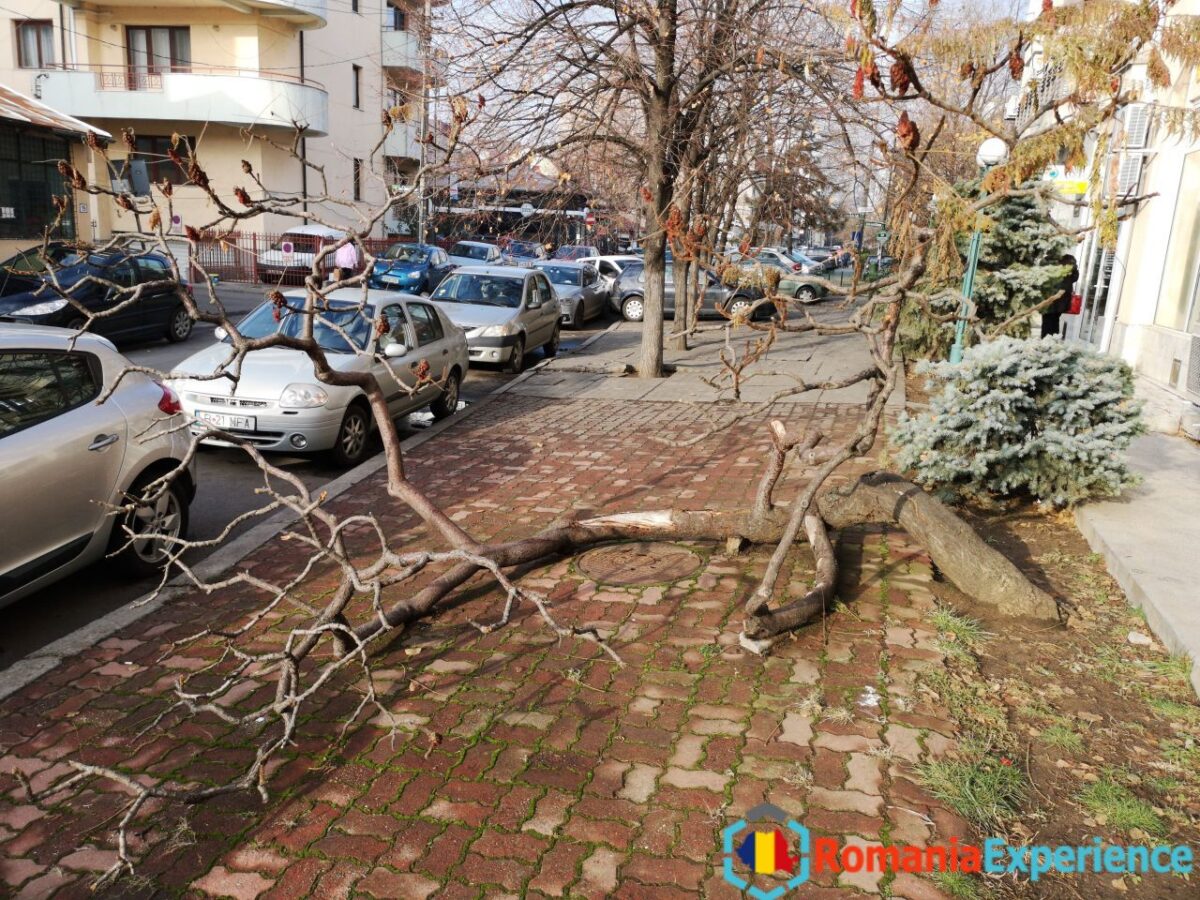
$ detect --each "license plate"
[382,275,401,284]
[195,410,256,431]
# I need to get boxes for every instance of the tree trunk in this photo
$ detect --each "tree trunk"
[639,101,672,379]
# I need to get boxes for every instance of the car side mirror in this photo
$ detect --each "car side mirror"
[213,326,228,341]
[527,297,541,309]
[384,341,408,358]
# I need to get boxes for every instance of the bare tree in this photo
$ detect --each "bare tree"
[11,0,1200,885]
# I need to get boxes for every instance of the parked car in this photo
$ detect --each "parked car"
[577,255,643,308]
[612,261,772,322]
[732,256,827,303]
[429,266,560,373]
[0,325,197,607]
[0,250,194,345]
[369,243,454,294]
[552,245,600,261]
[531,260,608,328]
[503,239,549,266]
[257,224,348,284]
[447,240,504,268]
[781,249,831,274]
[0,242,84,297]
[171,290,468,467]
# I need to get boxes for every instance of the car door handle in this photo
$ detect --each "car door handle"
[442,348,448,355]
[88,433,120,451]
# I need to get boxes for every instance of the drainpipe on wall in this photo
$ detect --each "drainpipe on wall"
[299,31,308,214]
[1098,217,1134,356]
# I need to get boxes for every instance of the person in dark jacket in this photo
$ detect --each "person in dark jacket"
[1042,253,1078,338]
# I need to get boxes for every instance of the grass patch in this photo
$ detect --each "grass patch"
[1038,724,1084,752]
[928,606,990,648]
[917,741,1025,828]
[928,869,981,899]
[1147,697,1200,725]
[1078,778,1165,836]
[1140,654,1193,683]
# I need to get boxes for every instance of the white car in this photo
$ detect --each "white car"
[257,224,348,283]
[447,240,504,269]
[171,290,468,467]
[578,255,643,310]
[0,325,196,608]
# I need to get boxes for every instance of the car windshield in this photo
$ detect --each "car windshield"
[450,243,492,260]
[507,241,541,257]
[2,246,83,274]
[432,273,524,308]
[536,265,581,287]
[228,300,372,353]
[381,244,427,263]
[269,234,327,253]
[786,251,817,266]
[553,246,592,260]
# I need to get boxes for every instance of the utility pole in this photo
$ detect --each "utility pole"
[416,0,432,243]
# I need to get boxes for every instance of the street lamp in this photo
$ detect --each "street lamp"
[949,137,1011,364]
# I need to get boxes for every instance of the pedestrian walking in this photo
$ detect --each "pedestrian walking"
[332,239,360,282]
[1042,252,1078,338]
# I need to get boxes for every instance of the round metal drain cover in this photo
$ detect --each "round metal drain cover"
[578,542,702,586]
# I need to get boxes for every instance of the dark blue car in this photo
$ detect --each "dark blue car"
[0,250,193,345]
[369,243,454,294]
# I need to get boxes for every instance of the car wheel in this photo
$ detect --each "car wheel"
[115,477,190,577]
[506,335,526,374]
[329,404,371,468]
[544,323,560,358]
[622,295,645,322]
[795,286,818,304]
[728,297,754,317]
[430,368,461,420]
[165,306,194,342]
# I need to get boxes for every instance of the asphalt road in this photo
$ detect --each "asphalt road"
[0,284,614,671]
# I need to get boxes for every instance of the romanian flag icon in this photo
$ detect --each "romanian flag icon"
[735,828,800,875]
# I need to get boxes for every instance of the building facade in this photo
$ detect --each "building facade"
[1,0,429,255]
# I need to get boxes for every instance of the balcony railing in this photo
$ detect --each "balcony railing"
[38,64,329,136]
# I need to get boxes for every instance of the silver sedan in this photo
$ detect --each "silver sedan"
[171,290,469,468]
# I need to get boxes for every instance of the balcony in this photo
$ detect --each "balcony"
[58,0,327,27]
[37,65,329,136]
[384,121,420,161]
[382,28,423,74]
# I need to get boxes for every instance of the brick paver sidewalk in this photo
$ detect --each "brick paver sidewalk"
[0,388,964,899]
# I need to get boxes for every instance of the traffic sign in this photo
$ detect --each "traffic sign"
[585,210,595,227]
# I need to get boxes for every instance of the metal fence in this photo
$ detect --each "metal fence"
[188,232,407,284]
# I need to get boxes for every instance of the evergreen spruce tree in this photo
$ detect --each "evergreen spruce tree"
[900,183,1072,359]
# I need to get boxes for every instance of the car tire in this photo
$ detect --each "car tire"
[329,403,371,468]
[544,323,560,358]
[165,306,194,342]
[622,295,645,322]
[795,286,818,303]
[430,368,461,420]
[114,476,190,577]
[728,296,754,317]
[506,336,526,374]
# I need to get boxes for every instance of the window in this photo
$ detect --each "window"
[16,20,54,69]
[0,127,76,241]
[352,64,362,109]
[352,158,363,201]
[137,256,174,282]
[127,27,190,76]
[129,135,189,187]
[407,303,444,345]
[532,275,553,306]
[388,3,407,31]
[0,352,99,439]
[106,260,137,289]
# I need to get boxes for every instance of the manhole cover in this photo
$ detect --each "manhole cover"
[577,541,703,586]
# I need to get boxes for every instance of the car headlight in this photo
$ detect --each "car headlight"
[473,322,518,338]
[11,298,68,316]
[279,383,329,408]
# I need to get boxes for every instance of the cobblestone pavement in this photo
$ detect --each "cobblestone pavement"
[0,387,964,899]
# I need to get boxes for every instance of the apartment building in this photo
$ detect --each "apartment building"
[0,0,429,257]
[1013,0,1200,433]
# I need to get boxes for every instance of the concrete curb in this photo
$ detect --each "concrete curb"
[1075,505,1200,697]
[0,324,619,702]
